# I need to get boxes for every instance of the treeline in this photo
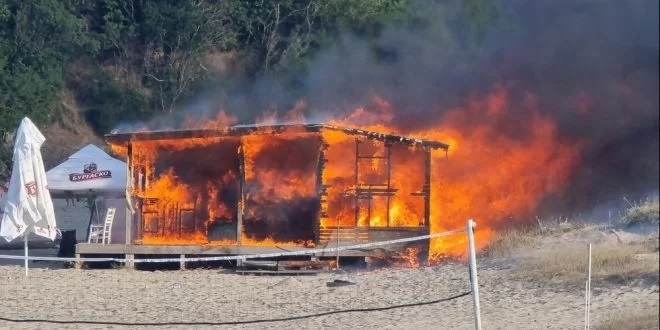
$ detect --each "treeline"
[0,0,496,172]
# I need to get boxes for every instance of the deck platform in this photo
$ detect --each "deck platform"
[74,226,430,270]
[75,243,398,257]
[235,269,320,276]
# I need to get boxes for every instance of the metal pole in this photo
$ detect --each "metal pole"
[467,219,482,330]
[585,243,592,330]
[584,281,588,330]
[24,233,29,277]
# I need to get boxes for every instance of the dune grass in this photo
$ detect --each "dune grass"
[596,307,659,330]
[480,214,658,285]
[517,239,659,285]
[479,219,585,259]
[479,227,537,258]
[622,199,660,226]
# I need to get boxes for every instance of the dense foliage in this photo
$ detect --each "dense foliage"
[0,0,496,171]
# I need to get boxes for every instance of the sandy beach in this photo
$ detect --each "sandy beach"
[0,223,658,330]
[0,257,656,330]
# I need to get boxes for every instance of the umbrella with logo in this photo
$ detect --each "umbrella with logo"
[0,117,58,276]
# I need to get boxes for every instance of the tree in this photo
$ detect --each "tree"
[137,0,238,113]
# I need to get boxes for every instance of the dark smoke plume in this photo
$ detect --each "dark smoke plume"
[116,0,659,216]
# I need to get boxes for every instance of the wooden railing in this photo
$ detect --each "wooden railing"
[318,227,369,244]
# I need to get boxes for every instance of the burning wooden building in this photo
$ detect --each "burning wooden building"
[75,123,449,266]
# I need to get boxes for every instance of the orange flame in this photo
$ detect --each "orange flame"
[109,85,581,263]
[322,87,581,260]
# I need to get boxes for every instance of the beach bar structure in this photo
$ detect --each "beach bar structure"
[74,123,449,267]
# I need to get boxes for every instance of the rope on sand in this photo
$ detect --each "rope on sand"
[0,290,471,326]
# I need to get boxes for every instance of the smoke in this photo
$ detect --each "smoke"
[493,0,660,214]
[116,0,659,214]
[307,0,659,214]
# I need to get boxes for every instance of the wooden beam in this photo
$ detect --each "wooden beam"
[104,124,450,151]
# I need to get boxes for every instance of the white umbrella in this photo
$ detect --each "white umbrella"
[0,117,58,276]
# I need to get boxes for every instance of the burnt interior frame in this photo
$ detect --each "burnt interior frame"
[128,138,242,243]
[108,124,449,245]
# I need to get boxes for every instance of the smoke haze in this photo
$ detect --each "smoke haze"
[116,0,659,217]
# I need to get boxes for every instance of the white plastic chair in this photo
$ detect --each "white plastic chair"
[88,207,116,244]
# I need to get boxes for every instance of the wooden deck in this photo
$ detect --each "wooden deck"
[74,242,404,257]
[74,227,430,270]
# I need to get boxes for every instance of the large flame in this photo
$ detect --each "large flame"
[324,87,581,259]
[109,85,581,262]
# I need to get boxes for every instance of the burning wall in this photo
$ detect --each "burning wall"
[321,132,429,229]
[131,137,241,245]
[110,125,443,247]
[241,133,320,243]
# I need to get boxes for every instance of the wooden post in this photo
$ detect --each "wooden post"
[385,143,392,227]
[125,207,132,245]
[236,144,245,268]
[135,199,143,244]
[179,254,186,270]
[74,253,82,270]
[126,142,133,245]
[236,145,245,247]
[315,136,327,245]
[423,148,431,226]
[125,254,135,270]
[354,139,360,227]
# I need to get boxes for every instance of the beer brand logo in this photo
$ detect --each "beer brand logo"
[69,162,112,182]
[25,181,37,197]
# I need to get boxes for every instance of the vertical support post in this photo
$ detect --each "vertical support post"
[130,143,144,245]
[138,167,144,193]
[24,234,29,277]
[135,199,143,244]
[179,254,186,270]
[367,190,372,227]
[129,142,136,190]
[192,197,198,233]
[385,143,392,227]
[467,219,482,330]
[315,137,327,245]
[585,243,592,330]
[125,254,135,270]
[334,139,339,268]
[74,253,82,270]
[335,213,340,270]
[125,207,132,245]
[126,142,133,245]
[236,145,245,247]
[175,202,181,236]
[423,148,431,226]
[353,139,360,227]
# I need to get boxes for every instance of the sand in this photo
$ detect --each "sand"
[0,262,657,330]
[0,252,658,329]
[0,205,658,329]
